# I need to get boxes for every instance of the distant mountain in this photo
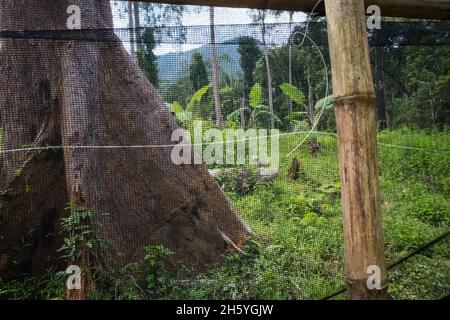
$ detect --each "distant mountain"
[157,38,261,85]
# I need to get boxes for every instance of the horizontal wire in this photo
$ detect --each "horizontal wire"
[0,130,448,154]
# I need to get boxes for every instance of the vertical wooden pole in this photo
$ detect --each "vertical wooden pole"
[210,6,225,128]
[324,0,388,299]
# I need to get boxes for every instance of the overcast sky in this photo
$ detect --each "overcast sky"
[114,6,307,55]
[179,7,307,26]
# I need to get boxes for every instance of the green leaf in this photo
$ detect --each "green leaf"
[280,83,305,105]
[187,84,211,112]
[220,86,233,94]
[227,107,248,121]
[284,111,308,121]
[292,120,311,132]
[253,104,269,111]
[254,110,283,124]
[314,95,334,110]
[191,84,211,104]
[171,101,183,114]
[249,83,263,109]
[171,101,192,123]
[176,112,192,123]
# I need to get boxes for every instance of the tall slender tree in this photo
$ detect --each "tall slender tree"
[375,47,388,129]
[189,52,209,92]
[288,12,294,129]
[128,1,136,59]
[237,36,261,97]
[133,2,142,54]
[251,10,276,129]
[131,2,187,86]
[237,36,261,128]
[137,28,160,87]
[209,6,225,128]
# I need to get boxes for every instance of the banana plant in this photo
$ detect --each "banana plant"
[186,84,211,113]
[170,84,212,124]
[279,83,306,106]
[169,101,191,124]
[227,83,281,128]
[314,95,333,111]
[279,83,308,125]
[280,82,334,130]
[309,95,334,126]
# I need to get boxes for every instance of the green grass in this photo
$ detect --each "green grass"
[203,129,449,300]
[1,129,449,300]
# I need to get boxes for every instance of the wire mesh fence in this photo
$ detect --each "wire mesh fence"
[0,1,448,300]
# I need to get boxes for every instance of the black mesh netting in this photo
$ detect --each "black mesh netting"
[0,1,448,300]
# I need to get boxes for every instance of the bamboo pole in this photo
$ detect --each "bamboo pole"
[325,0,388,300]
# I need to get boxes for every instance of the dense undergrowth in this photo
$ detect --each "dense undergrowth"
[0,129,449,300]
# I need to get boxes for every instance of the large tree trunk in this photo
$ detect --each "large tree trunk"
[209,6,225,129]
[0,0,250,291]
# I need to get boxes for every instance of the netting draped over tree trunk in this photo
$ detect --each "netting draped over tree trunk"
[0,0,449,300]
[0,0,251,281]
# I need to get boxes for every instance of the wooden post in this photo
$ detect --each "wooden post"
[324,0,388,299]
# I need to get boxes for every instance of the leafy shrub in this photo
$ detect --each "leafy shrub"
[143,245,173,297]
[378,130,450,194]
[1,130,448,300]
[384,214,439,254]
[413,194,450,226]
[276,195,309,216]
[216,166,261,196]
[0,270,65,300]
[58,203,107,264]
[389,255,450,300]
